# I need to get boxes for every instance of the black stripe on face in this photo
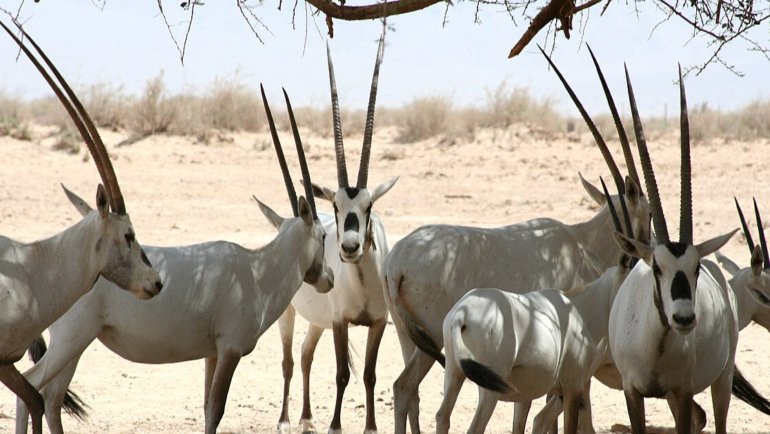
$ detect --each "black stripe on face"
[671,270,692,300]
[344,213,359,232]
[344,187,360,199]
[666,242,689,258]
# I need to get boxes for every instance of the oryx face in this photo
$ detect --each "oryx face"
[334,187,374,263]
[746,247,770,308]
[305,215,335,293]
[652,243,700,333]
[99,209,162,300]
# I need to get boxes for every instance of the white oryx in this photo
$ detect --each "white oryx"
[435,179,636,434]
[384,50,651,434]
[275,32,397,434]
[608,65,740,434]
[14,87,334,434]
[0,21,162,434]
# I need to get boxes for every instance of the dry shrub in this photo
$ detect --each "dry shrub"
[199,76,262,132]
[733,100,770,139]
[482,82,562,132]
[129,74,177,136]
[0,91,32,140]
[83,82,128,131]
[396,95,452,143]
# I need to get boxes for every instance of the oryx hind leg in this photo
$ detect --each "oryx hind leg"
[40,357,82,434]
[467,388,499,434]
[532,396,560,434]
[710,365,734,434]
[512,401,532,434]
[300,324,324,433]
[623,386,646,434]
[1,364,44,434]
[393,349,435,434]
[392,324,421,434]
[203,351,241,434]
[562,391,581,434]
[435,357,464,434]
[277,306,296,433]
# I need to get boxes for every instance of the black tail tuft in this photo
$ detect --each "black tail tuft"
[733,366,770,415]
[460,358,512,394]
[26,335,90,420]
[63,390,90,421]
[404,316,445,367]
[27,335,48,362]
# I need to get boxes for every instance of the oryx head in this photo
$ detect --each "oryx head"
[312,33,398,264]
[3,21,163,300]
[735,198,770,307]
[542,45,651,247]
[259,85,334,293]
[612,66,736,334]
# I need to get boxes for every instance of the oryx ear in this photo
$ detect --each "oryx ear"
[579,173,606,206]
[371,176,399,203]
[298,196,313,226]
[613,231,654,264]
[695,228,739,259]
[95,184,109,219]
[254,196,284,230]
[714,251,741,277]
[624,175,641,206]
[61,183,93,217]
[310,182,336,203]
[751,245,764,277]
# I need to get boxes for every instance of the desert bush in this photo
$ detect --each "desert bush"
[396,95,452,143]
[83,82,129,131]
[129,73,177,136]
[0,91,32,140]
[199,76,262,132]
[482,82,563,132]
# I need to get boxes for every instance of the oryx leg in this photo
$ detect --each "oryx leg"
[562,391,581,434]
[532,396,560,434]
[623,386,646,434]
[300,324,324,433]
[512,401,532,434]
[329,321,351,434]
[434,358,464,434]
[203,350,241,434]
[665,395,706,434]
[467,388,500,434]
[1,364,44,434]
[393,349,435,434]
[363,319,387,434]
[277,306,296,433]
[204,357,216,408]
[39,357,82,434]
[670,389,693,434]
[578,380,597,434]
[393,325,421,434]
[710,366,734,434]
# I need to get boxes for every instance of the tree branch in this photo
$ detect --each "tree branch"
[304,0,444,21]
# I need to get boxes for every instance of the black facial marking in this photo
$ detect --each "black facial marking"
[344,187,360,199]
[671,271,692,300]
[125,231,135,247]
[666,242,689,258]
[344,213,359,232]
[140,249,152,267]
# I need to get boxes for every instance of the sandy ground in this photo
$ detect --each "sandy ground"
[1,125,770,433]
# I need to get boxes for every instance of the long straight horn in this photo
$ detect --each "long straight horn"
[626,64,669,243]
[284,88,318,220]
[678,66,693,244]
[260,84,298,217]
[357,30,386,189]
[327,43,349,188]
[600,177,623,234]
[753,198,770,268]
[3,22,126,214]
[587,45,641,191]
[735,198,756,257]
[539,46,624,192]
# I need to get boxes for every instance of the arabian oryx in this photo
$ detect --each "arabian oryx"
[14,87,334,434]
[435,179,637,434]
[384,52,651,434]
[0,21,162,434]
[608,65,743,434]
[275,31,398,434]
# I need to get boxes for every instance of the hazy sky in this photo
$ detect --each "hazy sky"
[1,0,768,117]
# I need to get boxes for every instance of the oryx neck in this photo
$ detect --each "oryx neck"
[571,206,620,268]
[252,217,311,305]
[730,268,763,331]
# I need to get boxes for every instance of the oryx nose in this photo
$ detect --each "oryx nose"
[342,242,360,255]
[673,313,695,327]
[155,281,164,292]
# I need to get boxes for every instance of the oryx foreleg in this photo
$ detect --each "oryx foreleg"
[204,351,241,434]
[329,321,351,434]
[512,401,532,434]
[363,319,387,434]
[300,324,324,433]
[710,366,734,434]
[393,349,435,434]
[277,307,296,433]
[671,389,693,434]
[1,365,44,434]
[623,386,645,434]
[39,357,81,434]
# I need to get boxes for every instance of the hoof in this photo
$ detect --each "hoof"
[277,421,292,434]
[300,418,318,434]
[327,428,342,434]
[363,430,378,434]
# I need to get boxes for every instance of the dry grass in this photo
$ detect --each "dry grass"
[2,77,770,147]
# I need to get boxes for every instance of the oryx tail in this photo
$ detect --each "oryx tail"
[732,366,770,415]
[449,309,513,394]
[27,336,89,420]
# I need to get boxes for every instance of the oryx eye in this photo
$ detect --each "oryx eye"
[125,232,135,246]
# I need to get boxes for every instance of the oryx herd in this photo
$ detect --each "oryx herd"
[1,17,769,434]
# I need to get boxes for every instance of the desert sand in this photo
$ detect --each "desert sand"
[1,125,769,433]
